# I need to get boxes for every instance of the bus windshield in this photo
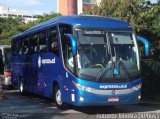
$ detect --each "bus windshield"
[75,29,140,82]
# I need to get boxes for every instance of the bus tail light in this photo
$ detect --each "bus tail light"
[4,72,12,76]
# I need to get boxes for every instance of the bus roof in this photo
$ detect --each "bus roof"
[13,15,132,40]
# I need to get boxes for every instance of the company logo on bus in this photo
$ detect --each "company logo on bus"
[42,58,55,64]
[38,56,55,68]
[100,84,127,89]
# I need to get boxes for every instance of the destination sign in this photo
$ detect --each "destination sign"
[82,29,105,35]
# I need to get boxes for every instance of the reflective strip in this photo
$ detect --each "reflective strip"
[77,87,136,95]
[71,94,75,102]
[74,80,141,95]
[92,88,135,95]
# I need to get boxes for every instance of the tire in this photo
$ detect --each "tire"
[54,85,66,109]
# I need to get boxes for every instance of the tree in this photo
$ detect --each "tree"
[0,12,59,45]
[0,17,25,45]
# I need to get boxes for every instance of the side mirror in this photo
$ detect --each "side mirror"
[137,36,150,56]
[64,34,77,55]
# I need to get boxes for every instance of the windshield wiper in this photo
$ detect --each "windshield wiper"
[96,65,112,82]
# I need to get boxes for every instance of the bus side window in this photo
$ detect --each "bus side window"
[62,37,74,73]
[33,35,39,53]
[19,42,23,55]
[29,36,38,54]
[60,24,73,72]
[13,41,19,55]
[28,37,34,54]
[59,24,72,35]
[39,31,46,52]
[23,39,29,55]
[11,41,15,55]
[49,28,59,57]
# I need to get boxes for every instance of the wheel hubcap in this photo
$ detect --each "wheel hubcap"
[56,90,62,105]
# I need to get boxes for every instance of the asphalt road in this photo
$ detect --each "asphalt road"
[0,90,160,119]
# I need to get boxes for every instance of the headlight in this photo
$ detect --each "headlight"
[132,84,142,90]
[72,81,95,92]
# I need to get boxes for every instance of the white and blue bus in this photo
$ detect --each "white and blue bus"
[11,16,150,109]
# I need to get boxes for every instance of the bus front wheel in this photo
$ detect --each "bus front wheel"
[54,85,66,109]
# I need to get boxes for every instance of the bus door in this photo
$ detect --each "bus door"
[37,28,60,97]
[35,31,47,95]
[21,39,36,92]
[29,36,39,93]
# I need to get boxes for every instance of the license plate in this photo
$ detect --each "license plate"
[108,98,119,102]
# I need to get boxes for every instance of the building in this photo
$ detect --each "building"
[57,0,101,15]
[82,0,101,13]
[0,6,37,23]
[57,0,77,15]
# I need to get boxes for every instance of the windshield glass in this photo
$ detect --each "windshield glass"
[74,29,140,82]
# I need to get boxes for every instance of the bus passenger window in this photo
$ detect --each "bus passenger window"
[19,42,24,55]
[13,41,19,55]
[59,24,72,35]
[49,28,59,57]
[39,32,47,52]
[30,35,39,54]
[62,38,74,73]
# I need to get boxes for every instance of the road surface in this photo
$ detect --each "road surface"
[0,90,160,119]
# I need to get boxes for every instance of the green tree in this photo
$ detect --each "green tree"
[25,12,59,29]
[0,17,25,45]
[0,12,59,45]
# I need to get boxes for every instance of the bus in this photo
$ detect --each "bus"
[0,45,12,87]
[11,15,150,109]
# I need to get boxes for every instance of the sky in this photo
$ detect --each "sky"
[0,0,57,15]
[0,0,158,15]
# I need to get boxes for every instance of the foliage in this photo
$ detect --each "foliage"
[141,60,160,100]
[84,0,160,60]
[0,17,25,45]
[0,12,59,45]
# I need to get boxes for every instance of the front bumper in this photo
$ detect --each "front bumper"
[69,79,141,106]
[73,90,140,106]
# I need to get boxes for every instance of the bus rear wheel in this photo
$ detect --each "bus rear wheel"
[54,85,66,109]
